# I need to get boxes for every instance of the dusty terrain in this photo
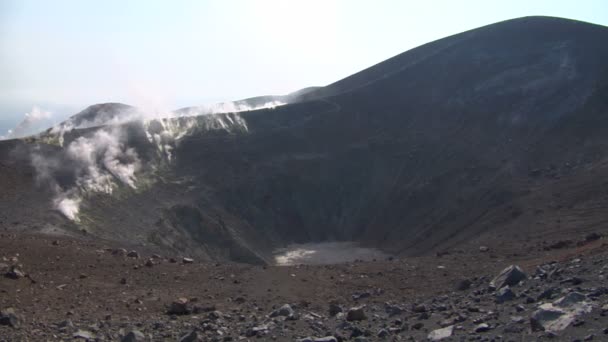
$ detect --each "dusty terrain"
[1,230,607,341]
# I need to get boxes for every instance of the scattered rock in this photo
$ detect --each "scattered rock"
[346,306,367,321]
[4,265,25,279]
[178,330,199,342]
[112,248,127,256]
[496,286,516,303]
[455,279,472,291]
[313,337,338,342]
[585,232,602,242]
[167,298,190,315]
[553,292,586,308]
[474,323,491,332]
[73,329,95,339]
[329,302,343,316]
[126,250,139,258]
[182,257,194,264]
[0,308,20,328]
[428,325,454,341]
[270,304,294,318]
[377,328,389,338]
[122,329,146,342]
[384,303,403,316]
[412,304,427,313]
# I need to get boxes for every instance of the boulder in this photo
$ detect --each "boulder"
[490,265,526,289]
[530,294,592,333]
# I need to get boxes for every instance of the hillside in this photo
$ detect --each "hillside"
[1,16,608,264]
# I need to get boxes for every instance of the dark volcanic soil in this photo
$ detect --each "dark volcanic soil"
[1,231,607,341]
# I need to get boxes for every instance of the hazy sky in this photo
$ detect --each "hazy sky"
[1,0,607,132]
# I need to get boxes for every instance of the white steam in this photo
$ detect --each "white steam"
[30,99,279,221]
[54,196,81,221]
[1,106,53,140]
[31,126,142,221]
[177,100,285,117]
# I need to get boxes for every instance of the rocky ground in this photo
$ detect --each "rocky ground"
[1,231,607,341]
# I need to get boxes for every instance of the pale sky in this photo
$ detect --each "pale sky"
[1,0,607,134]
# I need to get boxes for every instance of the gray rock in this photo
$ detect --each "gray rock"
[496,286,516,303]
[208,310,223,320]
[412,304,427,313]
[428,325,454,341]
[491,265,526,289]
[4,265,25,279]
[474,323,491,332]
[553,292,586,308]
[56,319,74,332]
[167,298,190,315]
[182,257,194,264]
[346,306,367,321]
[0,308,20,328]
[537,287,557,301]
[246,324,271,337]
[384,303,403,316]
[269,304,294,317]
[122,329,145,342]
[178,330,199,342]
[531,292,593,332]
[377,328,389,338]
[530,306,567,332]
[73,329,95,339]
[329,302,343,316]
[111,248,127,256]
[455,279,472,291]
[126,250,139,258]
[314,337,338,342]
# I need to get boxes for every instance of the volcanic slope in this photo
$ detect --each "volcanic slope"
[1,16,608,263]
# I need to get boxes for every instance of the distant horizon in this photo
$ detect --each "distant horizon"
[1,0,608,137]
